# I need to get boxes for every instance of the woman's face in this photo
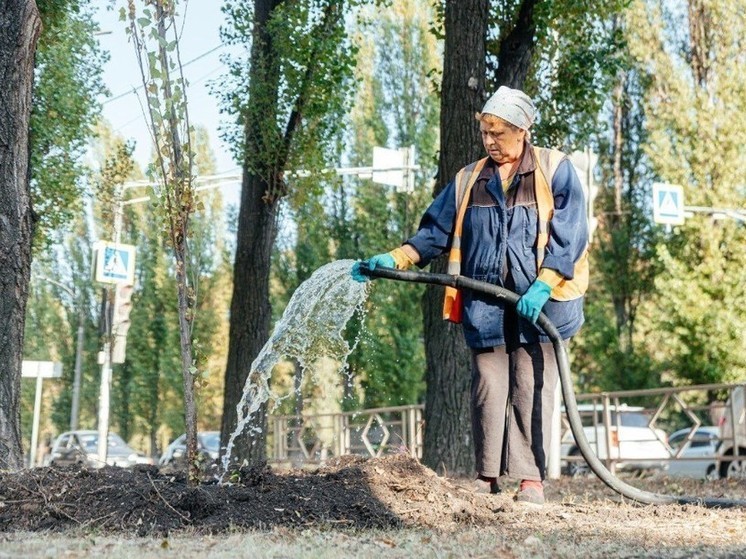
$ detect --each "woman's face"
[480,118,526,164]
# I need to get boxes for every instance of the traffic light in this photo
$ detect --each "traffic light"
[111,283,134,364]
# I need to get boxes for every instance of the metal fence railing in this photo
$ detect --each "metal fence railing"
[268,404,424,466]
[560,382,745,475]
[265,383,745,477]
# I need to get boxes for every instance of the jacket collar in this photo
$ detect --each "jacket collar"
[516,140,537,175]
[476,140,536,182]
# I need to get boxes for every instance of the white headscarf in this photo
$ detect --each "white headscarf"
[481,86,536,130]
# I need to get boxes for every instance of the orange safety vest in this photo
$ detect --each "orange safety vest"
[442,146,589,323]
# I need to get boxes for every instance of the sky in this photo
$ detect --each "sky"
[94,1,239,180]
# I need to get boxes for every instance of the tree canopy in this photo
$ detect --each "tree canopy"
[10,0,746,472]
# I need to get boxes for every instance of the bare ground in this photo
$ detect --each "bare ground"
[1,454,745,558]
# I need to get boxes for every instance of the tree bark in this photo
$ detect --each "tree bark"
[610,73,631,352]
[687,0,710,87]
[423,0,540,475]
[221,0,283,465]
[156,1,199,485]
[422,0,488,476]
[0,0,41,471]
[493,0,539,89]
[221,0,345,466]
[222,171,278,464]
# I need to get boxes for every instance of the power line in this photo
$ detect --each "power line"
[112,64,226,133]
[102,43,225,106]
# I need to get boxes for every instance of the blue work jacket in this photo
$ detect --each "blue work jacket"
[406,145,588,349]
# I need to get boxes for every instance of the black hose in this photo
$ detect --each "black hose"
[360,263,746,508]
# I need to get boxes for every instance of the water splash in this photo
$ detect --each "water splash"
[221,259,368,474]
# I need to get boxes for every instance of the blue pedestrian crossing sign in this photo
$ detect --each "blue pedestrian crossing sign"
[652,182,685,225]
[94,241,137,285]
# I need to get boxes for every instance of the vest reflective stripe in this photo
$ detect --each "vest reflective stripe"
[534,147,556,271]
[443,158,488,322]
[533,146,589,301]
[442,148,589,322]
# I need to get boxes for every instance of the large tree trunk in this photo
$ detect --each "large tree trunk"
[221,0,344,466]
[220,0,282,466]
[422,0,488,476]
[423,0,540,475]
[0,0,41,471]
[493,0,539,89]
[222,171,279,464]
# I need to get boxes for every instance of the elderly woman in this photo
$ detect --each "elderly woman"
[352,86,589,506]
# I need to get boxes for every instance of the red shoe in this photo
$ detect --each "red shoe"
[516,479,544,506]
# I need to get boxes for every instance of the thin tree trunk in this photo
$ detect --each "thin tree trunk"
[613,76,624,217]
[0,0,41,471]
[175,249,198,480]
[611,73,631,351]
[422,0,488,476]
[151,1,199,483]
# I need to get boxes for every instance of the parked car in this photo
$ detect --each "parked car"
[717,385,746,479]
[159,431,220,467]
[666,426,719,479]
[561,404,669,476]
[47,430,153,468]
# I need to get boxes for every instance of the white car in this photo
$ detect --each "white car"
[666,426,719,479]
[47,430,153,468]
[561,404,669,476]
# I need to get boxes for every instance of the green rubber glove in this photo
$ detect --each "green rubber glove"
[516,279,552,324]
[351,253,396,283]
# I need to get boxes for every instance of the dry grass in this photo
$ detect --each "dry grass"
[2,517,746,559]
[2,456,746,558]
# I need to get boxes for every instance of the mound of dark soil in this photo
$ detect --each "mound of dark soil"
[0,460,400,535]
[2,454,745,539]
[0,454,490,535]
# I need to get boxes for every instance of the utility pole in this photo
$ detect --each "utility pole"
[95,188,135,466]
[35,277,86,431]
[70,312,85,431]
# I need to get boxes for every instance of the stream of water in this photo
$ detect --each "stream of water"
[220,259,368,474]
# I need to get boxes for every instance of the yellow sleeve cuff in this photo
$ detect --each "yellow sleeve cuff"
[537,268,564,289]
[389,247,415,270]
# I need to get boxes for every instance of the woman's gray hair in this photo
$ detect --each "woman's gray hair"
[475,112,532,141]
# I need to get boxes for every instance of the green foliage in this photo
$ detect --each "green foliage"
[266,1,439,411]
[343,1,440,408]
[123,1,200,243]
[22,218,107,449]
[91,123,229,452]
[30,0,107,244]
[218,0,360,203]
[572,61,667,389]
[574,0,746,393]
[653,229,746,385]
[94,139,137,241]
[624,0,746,386]
[505,0,628,150]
